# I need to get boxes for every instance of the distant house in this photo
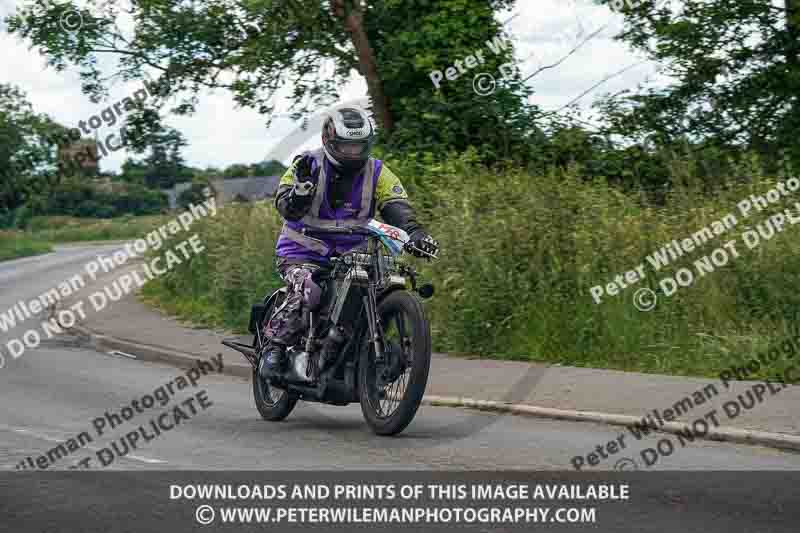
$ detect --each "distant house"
[58,140,99,176]
[212,176,281,204]
[163,176,281,209]
[163,182,193,209]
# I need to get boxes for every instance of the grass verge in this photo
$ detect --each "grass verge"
[0,231,53,262]
[27,215,171,243]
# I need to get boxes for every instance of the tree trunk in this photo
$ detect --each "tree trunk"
[332,0,394,132]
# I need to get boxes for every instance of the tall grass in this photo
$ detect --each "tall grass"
[142,156,800,377]
[141,203,284,329]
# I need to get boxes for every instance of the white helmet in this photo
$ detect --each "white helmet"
[321,105,376,171]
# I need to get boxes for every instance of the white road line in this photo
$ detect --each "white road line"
[1,424,167,465]
[108,350,138,359]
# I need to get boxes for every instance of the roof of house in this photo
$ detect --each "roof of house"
[213,176,280,201]
[162,175,281,209]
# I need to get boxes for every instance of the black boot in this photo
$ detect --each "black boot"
[319,326,347,370]
[258,343,286,379]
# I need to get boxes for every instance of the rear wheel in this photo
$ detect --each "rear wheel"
[252,368,298,421]
[252,290,298,421]
[359,291,431,436]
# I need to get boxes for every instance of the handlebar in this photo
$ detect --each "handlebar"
[303,226,438,260]
[403,241,438,260]
[302,226,372,236]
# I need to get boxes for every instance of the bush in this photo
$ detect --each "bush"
[177,183,209,208]
[110,183,167,215]
[43,181,167,218]
[142,156,800,378]
[142,202,283,328]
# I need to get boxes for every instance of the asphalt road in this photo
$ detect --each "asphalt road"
[2,244,800,471]
[1,245,800,532]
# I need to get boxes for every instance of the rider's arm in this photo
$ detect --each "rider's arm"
[376,165,426,239]
[275,155,316,221]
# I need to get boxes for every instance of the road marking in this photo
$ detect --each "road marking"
[0,424,167,465]
[108,350,138,359]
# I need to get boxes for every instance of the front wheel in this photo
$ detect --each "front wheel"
[359,291,431,436]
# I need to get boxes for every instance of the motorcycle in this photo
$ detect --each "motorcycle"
[222,219,437,436]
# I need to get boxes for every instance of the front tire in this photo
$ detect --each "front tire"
[359,291,431,436]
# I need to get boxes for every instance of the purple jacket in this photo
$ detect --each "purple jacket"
[275,149,383,263]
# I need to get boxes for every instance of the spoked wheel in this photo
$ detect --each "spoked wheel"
[252,290,298,421]
[359,291,431,436]
[252,368,298,421]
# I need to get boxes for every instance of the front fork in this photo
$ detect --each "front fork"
[363,285,385,364]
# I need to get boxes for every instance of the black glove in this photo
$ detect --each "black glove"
[406,232,439,259]
[290,155,320,204]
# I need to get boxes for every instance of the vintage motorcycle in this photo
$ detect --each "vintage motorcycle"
[222,220,437,436]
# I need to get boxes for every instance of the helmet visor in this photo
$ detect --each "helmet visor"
[332,140,371,160]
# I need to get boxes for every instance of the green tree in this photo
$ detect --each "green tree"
[222,163,251,179]
[596,0,800,168]
[119,110,193,189]
[368,0,541,165]
[7,0,540,166]
[252,159,287,176]
[221,160,287,178]
[0,84,64,211]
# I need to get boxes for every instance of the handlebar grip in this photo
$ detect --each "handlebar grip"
[293,181,315,197]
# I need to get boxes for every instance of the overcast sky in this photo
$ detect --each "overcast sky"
[0,0,665,174]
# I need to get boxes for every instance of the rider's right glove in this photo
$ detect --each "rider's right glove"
[407,233,439,258]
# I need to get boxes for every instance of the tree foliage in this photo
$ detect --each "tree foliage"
[596,0,800,166]
[0,84,64,211]
[221,159,287,178]
[7,0,540,167]
[119,111,194,188]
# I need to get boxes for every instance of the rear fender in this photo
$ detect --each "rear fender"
[248,287,288,335]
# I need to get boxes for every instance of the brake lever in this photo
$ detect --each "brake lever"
[404,242,439,260]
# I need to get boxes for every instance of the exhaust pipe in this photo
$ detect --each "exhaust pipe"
[221,339,257,369]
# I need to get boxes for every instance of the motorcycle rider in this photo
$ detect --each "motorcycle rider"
[259,104,439,378]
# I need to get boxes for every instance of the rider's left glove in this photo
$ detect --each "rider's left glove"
[407,233,439,258]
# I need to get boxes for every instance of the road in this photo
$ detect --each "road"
[1,245,800,532]
[1,243,798,471]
